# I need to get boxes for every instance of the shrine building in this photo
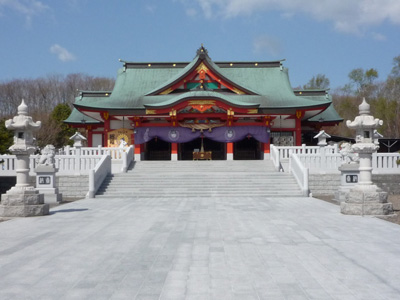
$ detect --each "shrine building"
[65,46,342,160]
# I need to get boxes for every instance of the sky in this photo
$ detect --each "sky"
[0,0,400,91]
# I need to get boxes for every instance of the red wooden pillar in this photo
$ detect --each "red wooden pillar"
[134,144,142,161]
[102,112,110,147]
[87,127,93,147]
[227,142,233,160]
[295,111,303,146]
[263,142,270,159]
[171,143,178,161]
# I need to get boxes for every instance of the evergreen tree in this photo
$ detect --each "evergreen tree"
[50,103,75,148]
[0,118,14,154]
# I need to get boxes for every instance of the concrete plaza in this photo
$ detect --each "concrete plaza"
[1,195,400,300]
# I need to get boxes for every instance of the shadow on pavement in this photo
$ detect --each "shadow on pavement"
[50,208,89,215]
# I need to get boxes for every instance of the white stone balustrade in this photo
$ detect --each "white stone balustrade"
[275,144,339,160]
[372,153,400,173]
[1,145,398,177]
[270,144,282,171]
[88,154,111,198]
[289,153,309,196]
[0,146,134,177]
[270,144,400,174]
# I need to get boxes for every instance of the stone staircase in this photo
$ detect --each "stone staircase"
[95,160,304,198]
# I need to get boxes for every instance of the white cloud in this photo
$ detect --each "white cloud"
[253,35,283,57]
[190,0,400,34]
[372,32,387,41]
[0,0,49,26]
[50,44,76,62]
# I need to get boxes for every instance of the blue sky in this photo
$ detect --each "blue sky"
[0,0,399,90]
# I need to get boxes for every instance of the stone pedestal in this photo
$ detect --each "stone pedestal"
[35,165,62,204]
[340,185,393,215]
[0,187,49,217]
[335,163,360,203]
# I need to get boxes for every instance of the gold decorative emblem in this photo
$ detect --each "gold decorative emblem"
[188,100,216,106]
[191,104,214,113]
[247,109,258,114]
[146,109,157,115]
[296,111,303,119]
[196,63,209,73]
[107,128,133,147]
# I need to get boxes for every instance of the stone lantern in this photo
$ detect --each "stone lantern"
[313,130,331,147]
[340,98,393,215]
[70,132,87,148]
[69,132,87,175]
[0,100,49,217]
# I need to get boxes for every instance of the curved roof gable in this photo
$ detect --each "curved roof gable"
[145,46,259,96]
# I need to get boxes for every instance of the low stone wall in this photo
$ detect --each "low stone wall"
[373,174,400,195]
[1,176,88,201]
[309,174,341,197]
[56,176,89,200]
[309,173,400,197]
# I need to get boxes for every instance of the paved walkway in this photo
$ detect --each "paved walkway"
[1,196,400,300]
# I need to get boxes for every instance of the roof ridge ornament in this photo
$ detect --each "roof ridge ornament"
[196,44,209,59]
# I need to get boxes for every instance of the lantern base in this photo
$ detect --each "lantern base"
[0,188,49,217]
[340,185,394,216]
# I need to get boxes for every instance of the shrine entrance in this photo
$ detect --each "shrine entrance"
[179,138,225,160]
[145,138,171,160]
[234,137,263,160]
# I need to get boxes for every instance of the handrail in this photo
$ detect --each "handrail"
[372,152,400,173]
[274,144,339,160]
[63,146,126,159]
[88,154,111,198]
[289,153,309,196]
[297,152,343,173]
[122,146,134,173]
[270,145,282,171]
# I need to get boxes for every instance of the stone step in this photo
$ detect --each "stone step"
[128,161,276,171]
[103,177,296,182]
[95,192,304,198]
[100,184,298,189]
[95,160,302,198]
[101,180,297,185]
[98,186,300,192]
[99,179,297,187]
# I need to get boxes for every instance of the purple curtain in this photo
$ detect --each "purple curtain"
[134,126,269,144]
[203,126,270,143]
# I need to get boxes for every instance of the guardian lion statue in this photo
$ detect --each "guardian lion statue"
[339,142,359,164]
[37,144,56,166]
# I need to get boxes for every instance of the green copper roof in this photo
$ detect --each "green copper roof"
[144,91,260,109]
[64,107,101,124]
[67,46,341,124]
[308,103,343,122]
